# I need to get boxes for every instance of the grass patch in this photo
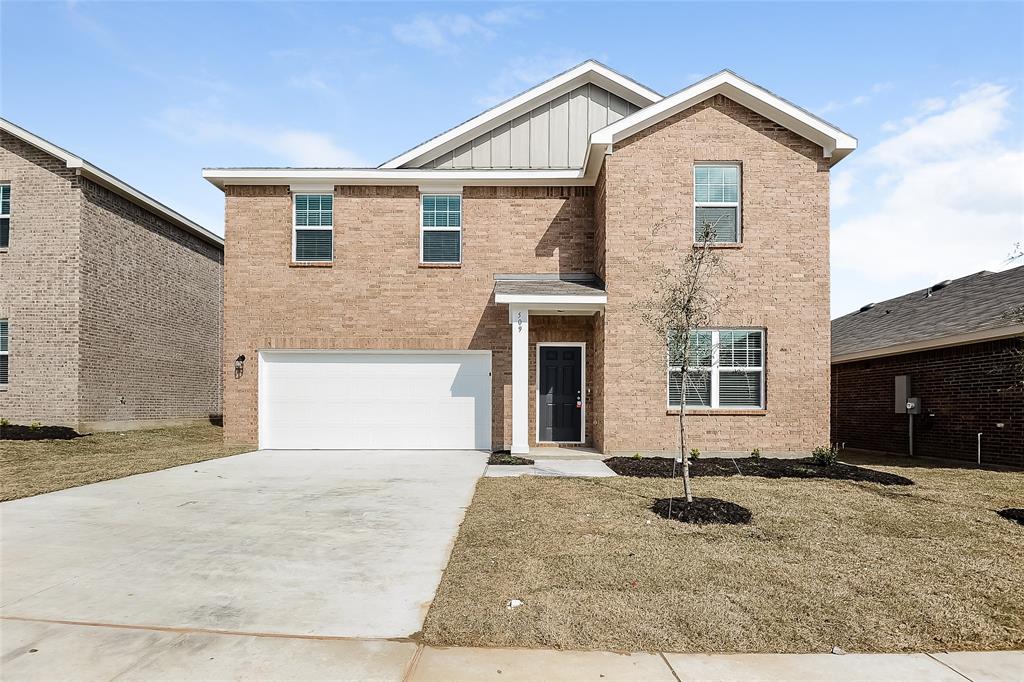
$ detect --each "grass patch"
[423,464,1024,653]
[1,424,253,501]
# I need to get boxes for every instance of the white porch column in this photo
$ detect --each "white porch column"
[510,304,530,454]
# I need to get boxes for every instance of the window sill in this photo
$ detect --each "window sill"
[419,263,462,269]
[289,261,333,268]
[667,408,766,416]
[693,243,743,249]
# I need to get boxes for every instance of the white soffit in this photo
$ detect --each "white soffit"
[592,70,858,161]
[379,60,662,169]
[1,117,223,247]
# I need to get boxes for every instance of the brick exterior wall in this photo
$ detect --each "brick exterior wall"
[222,95,834,455]
[831,339,1024,467]
[0,132,223,431]
[599,95,832,455]
[222,185,595,447]
[78,178,223,430]
[0,133,82,424]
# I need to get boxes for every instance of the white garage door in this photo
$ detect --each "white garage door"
[258,351,492,450]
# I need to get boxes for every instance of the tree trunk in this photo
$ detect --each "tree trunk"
[679,368,692,503]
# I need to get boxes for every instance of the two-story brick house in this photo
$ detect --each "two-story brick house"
[205,62,856,455]
[0,119,224,432]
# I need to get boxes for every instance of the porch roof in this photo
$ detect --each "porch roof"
[493,274,607,306]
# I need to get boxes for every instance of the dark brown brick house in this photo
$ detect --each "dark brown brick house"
[831,267,1024,467]
[0,118,224,432]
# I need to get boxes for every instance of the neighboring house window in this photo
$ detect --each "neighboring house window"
[421,194,461,264]
[668,329,763,409]
[0,319,8,386]
[694,164,740,243]
[1,183,10,248]
[293,194,333,262]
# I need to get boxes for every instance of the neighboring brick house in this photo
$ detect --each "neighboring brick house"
[204,62,857,455]
[0,118,224,432]
[831,267,1024,467]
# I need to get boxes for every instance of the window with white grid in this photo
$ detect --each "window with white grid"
[668,329,763,409]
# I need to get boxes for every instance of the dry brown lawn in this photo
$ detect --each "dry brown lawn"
[423,462,1024,654]
[1,424,253,501]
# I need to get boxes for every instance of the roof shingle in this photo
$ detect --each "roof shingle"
[831,266,1024,359]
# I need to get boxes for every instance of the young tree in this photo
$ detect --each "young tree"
[635,217,728,503]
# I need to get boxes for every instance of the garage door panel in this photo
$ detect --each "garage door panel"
[259,352,491,450]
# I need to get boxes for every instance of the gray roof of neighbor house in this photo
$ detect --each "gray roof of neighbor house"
[831,266,1024,362]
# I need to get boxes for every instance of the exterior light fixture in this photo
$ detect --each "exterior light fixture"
[234,354,246,378]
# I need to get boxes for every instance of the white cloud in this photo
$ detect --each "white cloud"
[152,105,364,167]
[819,81,894,114]
[288,71,332,94]
[475,52,589,107]
[392,5,539,54]
[831,83,1024,315]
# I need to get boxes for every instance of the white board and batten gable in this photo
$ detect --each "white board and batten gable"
[380,60,662,171]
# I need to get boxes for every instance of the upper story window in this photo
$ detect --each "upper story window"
[1,183,10,249]
[0,319,8,387]
[421,194,461,264]
[668,329,763,409]
[293,194,333,262]
[694,164,740,244]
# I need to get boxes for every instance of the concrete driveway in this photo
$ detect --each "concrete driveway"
[0,449,487,642]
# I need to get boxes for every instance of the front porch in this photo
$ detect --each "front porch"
[493,274,607,455]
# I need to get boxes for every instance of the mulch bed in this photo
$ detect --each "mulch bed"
[997,508,1024,525]
[652,497,752,525]
[0,424,84,441]
[605,456,913,486]
[489,451,535,465]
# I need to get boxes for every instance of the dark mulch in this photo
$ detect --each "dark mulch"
[0,424,84,441]
[997,508,1024,525]
[652,497,752,525]
[605,456,914,486]
[489,451,535,465]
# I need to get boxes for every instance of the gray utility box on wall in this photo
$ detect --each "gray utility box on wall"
[895,375,910,414]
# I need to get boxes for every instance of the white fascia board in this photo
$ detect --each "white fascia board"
[203,167,588,189]
[1,117,223,248]
[831,325,1024,364]
[379,60,662,170]
[494,294,608,305]
[591,71,858,162]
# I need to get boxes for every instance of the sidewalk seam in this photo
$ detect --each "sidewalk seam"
[926,652,975,682]
[402,644,425,682]
[0,615,413,644]
[659,651,683,682]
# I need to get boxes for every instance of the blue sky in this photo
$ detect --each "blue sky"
[3,1,1022,317]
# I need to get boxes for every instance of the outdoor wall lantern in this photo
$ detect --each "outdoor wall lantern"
[234,354,246,378]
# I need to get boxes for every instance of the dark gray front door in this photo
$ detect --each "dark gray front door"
[539,346,582,442]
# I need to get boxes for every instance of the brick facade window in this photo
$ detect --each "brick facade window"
[1,183,10,248]
[0,319,8,386]
[292,194,333,262]
[669,329,763,408]
[420,194,462,264]
[694,164,740,243]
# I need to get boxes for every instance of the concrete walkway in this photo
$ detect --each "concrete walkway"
[485,459,617,477]
[2,619,1020,681]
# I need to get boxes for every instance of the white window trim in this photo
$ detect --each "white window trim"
[292,193,334,263]
[0,319,8,388]
[667,328,764,410]
[1,183,10,250]
[693,162,741,244]
[420,193,462,265]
